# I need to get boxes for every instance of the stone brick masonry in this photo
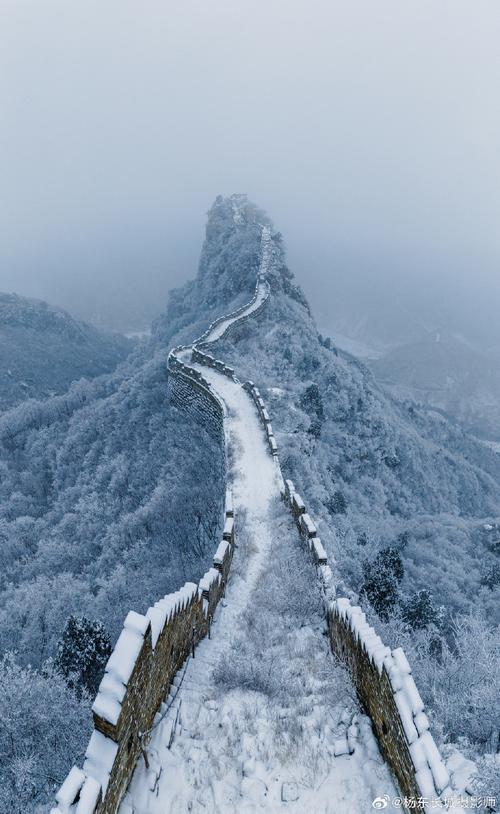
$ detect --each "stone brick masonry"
[51,496,234,814]
[53,228,452,814]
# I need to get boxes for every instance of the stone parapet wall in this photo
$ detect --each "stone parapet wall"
[328,601,453,810]
[244,384,453,813]
[195,278,270,348]
[197,286,269,349]
[243,381,280,460]
[52,224,274,814]
[191,348,235,380]
[51,497,235,814]
[167,365,224,439]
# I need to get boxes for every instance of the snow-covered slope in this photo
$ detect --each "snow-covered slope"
[370,334,500,442]
[0,292,131,410]
[212,246,500,623]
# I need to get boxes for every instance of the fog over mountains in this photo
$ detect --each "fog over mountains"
[309,266,500,442]
[0,196,498,809]
[0,292,131,411]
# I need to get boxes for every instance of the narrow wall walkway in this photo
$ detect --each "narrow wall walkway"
[119,369,398,813]
[203,280,270,343]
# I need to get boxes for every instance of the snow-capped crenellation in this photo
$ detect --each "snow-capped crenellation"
[242,380,282,466]
[51,491,235,814]
[328,600,457,809]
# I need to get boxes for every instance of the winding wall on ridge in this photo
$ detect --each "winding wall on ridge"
[51,231,272,814]
[52,223,455,814]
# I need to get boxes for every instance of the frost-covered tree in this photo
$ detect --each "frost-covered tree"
[327,490,348,515]
[0,653,91,814]
[481,563,500,590]
[422,616,500,746]
[375,612,500,748]
[401,589,444,631]
[299,384,324,420]
[472,754,500,809]
[360,548,404,620]
[56,615,112,696]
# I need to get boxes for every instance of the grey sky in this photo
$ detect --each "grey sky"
[1,1,499,333]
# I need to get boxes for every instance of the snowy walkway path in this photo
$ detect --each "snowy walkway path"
[120,255,397,812]
[206,281,270,343]
[119,369,397,813]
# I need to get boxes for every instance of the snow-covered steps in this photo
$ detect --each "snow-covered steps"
[120,500,399,814]
[120,360,289,813]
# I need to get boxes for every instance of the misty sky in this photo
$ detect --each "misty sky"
[1,1,499,335]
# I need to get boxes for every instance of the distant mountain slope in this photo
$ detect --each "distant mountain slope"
[313,272,500,441]
[370,335,500,441]
[0,292,132,410]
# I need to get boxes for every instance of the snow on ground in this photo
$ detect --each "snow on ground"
[322,331,383,361]
[119,363,398,813]
[484,439,500,455]
[206,283,270,344]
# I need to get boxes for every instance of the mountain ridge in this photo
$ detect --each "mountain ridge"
[0,290,132,410]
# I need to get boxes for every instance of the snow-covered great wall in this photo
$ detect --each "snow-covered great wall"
[53,225,462,814]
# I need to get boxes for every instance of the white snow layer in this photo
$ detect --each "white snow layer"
[332,598,451,799]
[119,364,399,814]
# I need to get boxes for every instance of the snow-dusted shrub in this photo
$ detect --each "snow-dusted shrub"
[360,547,404,620]
[426,616,500,746]
[214,502,353,707]
[0,653,91,814]
[327,490,348,515]
[374,612,500,749]
[472,754,500,810]
[401,589,444,631]
[55,615,112,696]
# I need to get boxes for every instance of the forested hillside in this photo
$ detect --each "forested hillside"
[215,285,500,623]
[0,292,131,411]
[0,197,261,809]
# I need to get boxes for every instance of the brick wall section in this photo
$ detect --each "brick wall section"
[242,380,453,812]
[167,365,224,439]
[326,600,455,807]
[51,500,235,814]
[51,228,272,814]
[52,221,452,813]
[328,607,421,801]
